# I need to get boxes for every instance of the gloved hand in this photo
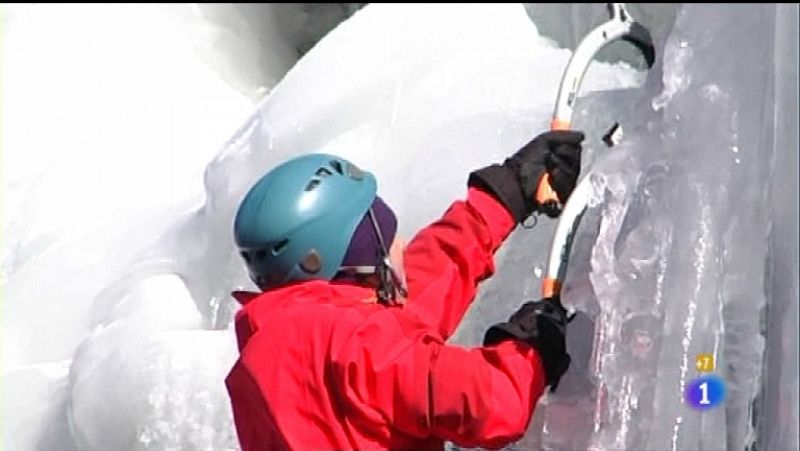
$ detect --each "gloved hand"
[483,296,572,392]
[468,130,585,221]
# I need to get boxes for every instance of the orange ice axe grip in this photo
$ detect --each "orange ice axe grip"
[534,118,572,208]
[542,277,561,299]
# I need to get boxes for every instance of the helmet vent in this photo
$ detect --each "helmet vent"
[305,179,321,191]
[299,249,322,274]
[271,239,289,256]
[315,167,332,177]
[346,163,364,180]
[329,160,344,175]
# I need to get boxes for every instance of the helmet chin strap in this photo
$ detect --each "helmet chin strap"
[367,207,408,305]
[338,207,407,305]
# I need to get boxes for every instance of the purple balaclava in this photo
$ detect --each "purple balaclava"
[340,196,397,269]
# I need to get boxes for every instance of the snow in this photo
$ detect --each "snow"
[2,5,253,450]
[3,3,797,451]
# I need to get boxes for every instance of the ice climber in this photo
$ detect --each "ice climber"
[226,129,585,450]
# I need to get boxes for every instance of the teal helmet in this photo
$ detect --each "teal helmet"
[234,153,377,290]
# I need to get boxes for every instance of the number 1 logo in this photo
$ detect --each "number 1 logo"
[686,375,726,410]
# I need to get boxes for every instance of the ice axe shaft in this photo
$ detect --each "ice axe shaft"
[538,3,655,298]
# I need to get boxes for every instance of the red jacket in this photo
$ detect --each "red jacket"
[225,188,547,451]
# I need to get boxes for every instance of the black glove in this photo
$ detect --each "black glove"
[468,130,584,221]
[483,296,572,392]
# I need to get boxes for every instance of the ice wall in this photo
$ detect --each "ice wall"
[759,4,800,450]
[598,4,771,449]
[173,4,365,100]
[505,4,798,451]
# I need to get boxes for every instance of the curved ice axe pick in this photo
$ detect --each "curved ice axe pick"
[538,3,656,299]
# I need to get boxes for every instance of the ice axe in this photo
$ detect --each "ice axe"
[538,3,656,299]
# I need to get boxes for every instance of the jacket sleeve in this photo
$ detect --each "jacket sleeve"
[329,309,547,449]
[403,187,516,340]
